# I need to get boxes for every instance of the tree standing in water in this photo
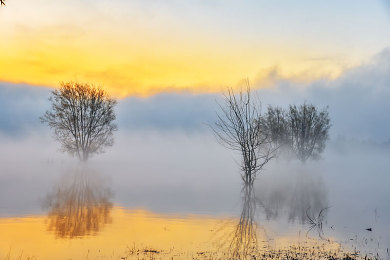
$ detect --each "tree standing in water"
[41,82,117,162]
[213,81,275,185]
[261,103,331,163]
[287,103,330,163]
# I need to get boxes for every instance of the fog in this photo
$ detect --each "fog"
[1,130,389,255]
[1,47,390,257]
[0,130,239,216]
[1,131,389,220]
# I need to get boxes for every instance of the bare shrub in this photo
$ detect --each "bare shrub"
[213,82,275,185]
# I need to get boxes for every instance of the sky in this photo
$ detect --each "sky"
[0,0,389,96]
[1,46,390,142]
[1,1,390,141]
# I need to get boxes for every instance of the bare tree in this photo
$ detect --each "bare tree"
[0,0,5,6]
[287,103,330,163]
[213,82,274,185]
[41,82,117,162]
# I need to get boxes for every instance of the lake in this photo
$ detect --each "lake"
[0,131,389,259]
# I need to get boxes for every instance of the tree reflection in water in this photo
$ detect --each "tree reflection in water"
[256,171,328,225]
[229,183,259,258]
[43,170,113,238]
[216,171,330,258]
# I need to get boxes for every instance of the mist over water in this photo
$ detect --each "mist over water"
[255,141,390,257]
[1,49,390,258]
[0,126,389,259]
[0,131,239,216]
[1,130,389,255]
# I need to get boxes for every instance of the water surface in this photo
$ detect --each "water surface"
[0,132,389,259]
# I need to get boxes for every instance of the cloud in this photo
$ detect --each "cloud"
[0,83,50,135]
[1,47,390,141]
[116,93,218,132]
[253,47,390,141]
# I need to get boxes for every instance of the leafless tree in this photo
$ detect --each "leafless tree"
[41,82,117,162]
[213,82,275,185]
[287,103,330,163]
[0,0,5,6]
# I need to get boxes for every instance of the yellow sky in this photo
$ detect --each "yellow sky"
[0,0,389,97]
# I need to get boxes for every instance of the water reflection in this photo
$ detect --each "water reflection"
[229,184,258,258]
[220,169,330,257]
[43,170,113,238]
[217,169,356,259]
[218,179,333,259]
[256,171,328,225]
[0,203,370,259]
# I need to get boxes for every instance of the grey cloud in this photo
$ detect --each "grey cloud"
[116,93,218,132]
[0,83,50,135]
[0,83,220,136]
[254,48,390,141]
[1,47,390,141]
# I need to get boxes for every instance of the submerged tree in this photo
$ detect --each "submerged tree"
[287,103,330,163]
[41,82,117,162]
[213,82,275,185]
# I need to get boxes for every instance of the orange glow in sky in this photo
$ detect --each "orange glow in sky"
[0,0,389,97]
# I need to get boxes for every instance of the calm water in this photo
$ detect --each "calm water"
[0,132,389,259]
